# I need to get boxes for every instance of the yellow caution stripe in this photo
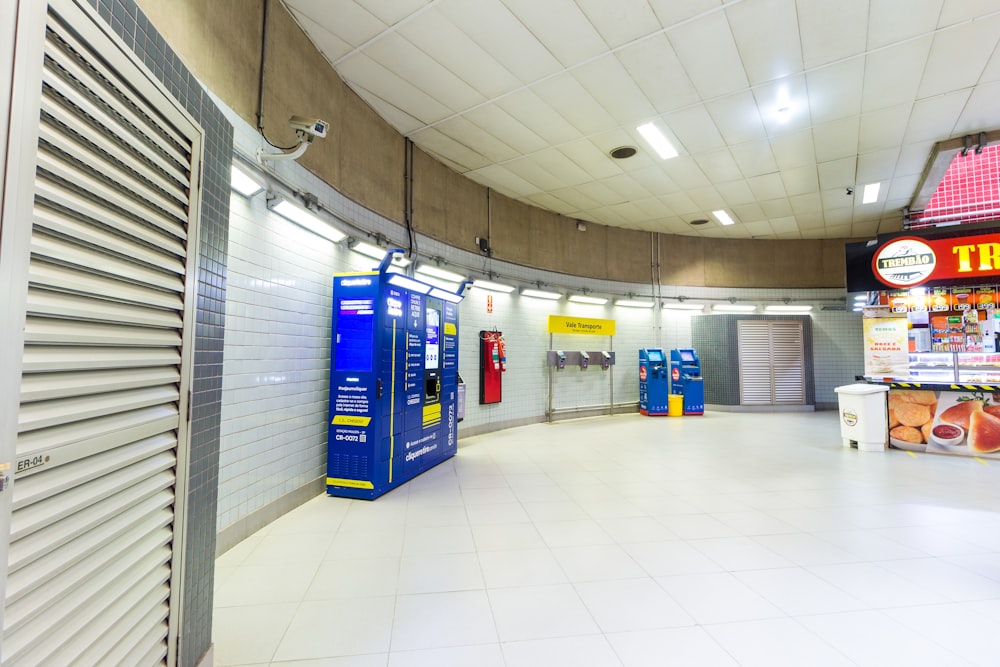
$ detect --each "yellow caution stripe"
[327,477,374,489]
[975,457,990,466]
[423,403,442,428]
[906,451,918,459]
[332,415,371,426]
[949,384,1000,391]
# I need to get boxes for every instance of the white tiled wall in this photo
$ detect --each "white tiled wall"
[215,98,865,538]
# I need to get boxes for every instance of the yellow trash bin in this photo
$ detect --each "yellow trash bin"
[668,394,683,417]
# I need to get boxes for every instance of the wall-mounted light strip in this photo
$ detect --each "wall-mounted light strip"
[231,164,264,197]
[712,210,736,226]
[429,287,463,303]
[569,295,608,305]
[862,182,881,204]
[386,274,431,294]
[712,303,756,312]
[636,122,678,160]
[351,240,410,267]
[415,263,466,283]
[267,196,346,242]
[521,288,561,300]
[764,305,813,313]
[472,279,515,293]
[615,299,655,308]
[662,302,705,311]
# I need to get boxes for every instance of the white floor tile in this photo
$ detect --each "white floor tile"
[390,590,497,651]
[734,567,866,616]
[657,514,740,540]
[388,643,504,667]
[575,578,694,632]
[656,572,784,625]
[326,529,405,560]
[272,597,396,661]
[471,522,546,551]
[489,584,600,642]
[534,519,614,548]
[550,544,647,582]
[595,516,676,544]
[271,655,388,667]
[605,627,739,667]
[690,536,794,571]
[806,561,947,608]
[501,635,624,667]
[705,618,855,667]
[752,532,860,566]
[212,602,298,666]
[214,561,319,607]
[478,548,568,588]
[623,540,724,577]
[402,525,475,555]
[305,557,400,600]
[522,500,591,522]
[885,602,1000,666]
[397,552,484,594]
[464,502,531,526]
[881,557,1000,601]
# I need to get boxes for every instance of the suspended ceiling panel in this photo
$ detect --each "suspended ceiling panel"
[282,0,1000,240]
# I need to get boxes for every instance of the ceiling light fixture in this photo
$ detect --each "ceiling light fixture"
[712,303,757,313]
[712,210,736,226]
[267,196,346,242]
[568,295,608,305]
[350,240,410,267]
[386,274,431,294]
[764,304,813,313]
[520,288,561,300]
[472,279,515,293]
[415,263,465,283]
[615,299,655,309]
[231,164,264,197]
[862,182,881,204]
[662,302,705,311]
[636,122,678,160]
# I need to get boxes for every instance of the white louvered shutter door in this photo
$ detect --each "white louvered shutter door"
[737,321,773,405]
[770,321,806,405]
[3,1,202,664]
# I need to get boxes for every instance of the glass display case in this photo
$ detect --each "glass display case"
[908,352,1000,383]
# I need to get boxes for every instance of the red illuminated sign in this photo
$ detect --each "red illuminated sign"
[871,232,1000,288]
[671,367,680,382]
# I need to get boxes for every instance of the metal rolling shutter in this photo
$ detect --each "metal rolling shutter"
[4,1,201,664]
[738,320,805,406]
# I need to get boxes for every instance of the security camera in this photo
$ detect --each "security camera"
[289,115,329,140]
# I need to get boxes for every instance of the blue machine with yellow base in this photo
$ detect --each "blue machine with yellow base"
[670,348,704,415]
[327,251,466,499]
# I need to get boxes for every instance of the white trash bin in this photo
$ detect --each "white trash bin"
[834,384,890,452]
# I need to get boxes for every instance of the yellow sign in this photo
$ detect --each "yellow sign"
[547,315,616,335]
[331,415,371,426]
[444,322,457,336]
[326,477,375,489]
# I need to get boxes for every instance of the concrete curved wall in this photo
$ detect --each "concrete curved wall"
[136,0,850,288]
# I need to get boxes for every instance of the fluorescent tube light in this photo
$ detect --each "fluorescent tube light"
[415,263,466,283]
[386,274,430,294]
[764,305,813,313]
[636,122,678,160]
[429,287,463,303]
[712,303,756,312]
[520,288,561,300]
[712,210,736,226]
[862,182,880,204]
[614,299,655,308]
[351,241,410,267]
[268,198,346,242]
[569,295,608,305]
[662,302,705,311]
[472,279,515,293]
[231,164,264,196]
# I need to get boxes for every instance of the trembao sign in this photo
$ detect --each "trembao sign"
[547,315,616,335]
[871,233,1000,288]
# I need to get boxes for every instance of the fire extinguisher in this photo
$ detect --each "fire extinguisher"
[497,336,506,372]
[490,335,500,370]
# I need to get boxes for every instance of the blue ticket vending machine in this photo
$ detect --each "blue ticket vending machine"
[639,348,671,416]
[327,252,465,499]
[670,348,704,415]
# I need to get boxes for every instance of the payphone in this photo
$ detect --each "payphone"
[670,348,704,415]
[327,251,466,499]
[639,348,670,415]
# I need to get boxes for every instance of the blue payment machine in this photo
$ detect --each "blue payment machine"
[327,251,465,499]
[670,348,704,415]
[639,348,670,416]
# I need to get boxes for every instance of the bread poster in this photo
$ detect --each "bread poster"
[888,388,1000,456]
[863,318,909,378]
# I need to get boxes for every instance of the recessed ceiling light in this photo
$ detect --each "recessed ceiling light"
[609,146,637,159]
[636,123,678,160]
[863,182,881,204]
[712,210,736,226]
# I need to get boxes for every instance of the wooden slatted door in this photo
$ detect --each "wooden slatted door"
[3,0,202,663]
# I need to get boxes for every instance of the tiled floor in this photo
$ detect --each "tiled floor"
[213,411,1000,666]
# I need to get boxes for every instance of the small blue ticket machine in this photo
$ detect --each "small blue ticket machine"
[639,348,671,416]
[670,348,704,415]
[327,251,465,499]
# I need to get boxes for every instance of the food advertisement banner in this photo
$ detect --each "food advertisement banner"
[863,317,909,377]
[889,389,1000,457]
